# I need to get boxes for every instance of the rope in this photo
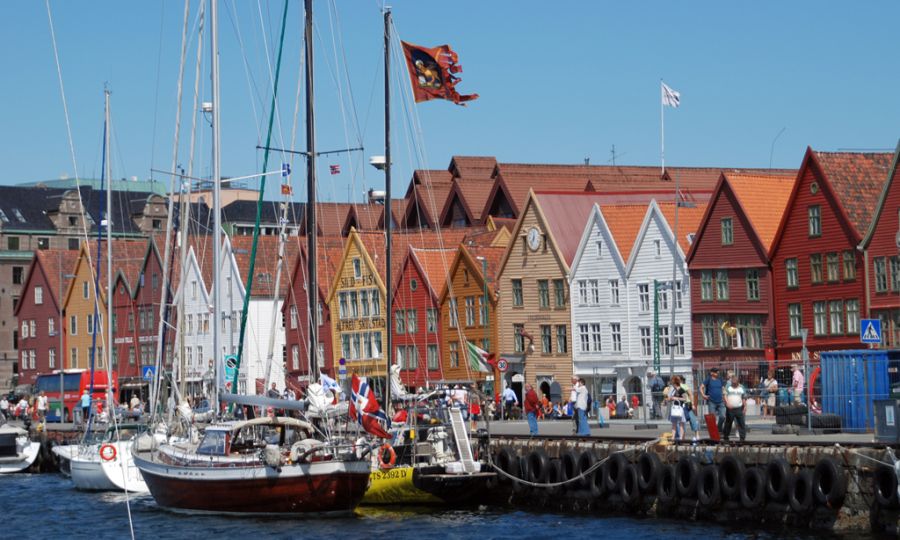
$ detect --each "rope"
[487,438,660,489]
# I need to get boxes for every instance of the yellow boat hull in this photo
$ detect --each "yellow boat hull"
[361,466,443,505]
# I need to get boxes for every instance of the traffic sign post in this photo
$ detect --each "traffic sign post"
[142,366,156,381]
[861,319,882,344]
[497,358,509,373]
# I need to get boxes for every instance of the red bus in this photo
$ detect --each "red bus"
[34,369,118,422]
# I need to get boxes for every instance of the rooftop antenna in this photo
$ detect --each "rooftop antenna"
[584,157,590,166]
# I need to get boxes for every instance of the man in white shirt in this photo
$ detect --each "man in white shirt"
[575,378,591,436]
[501,386,518,420]
[36,391,48,422]
[570,377,580,434]
[722,374,748,442]
[0,395,9,422]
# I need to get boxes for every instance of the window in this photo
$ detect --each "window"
[674,326,685,355]
[846,300,860,334]
[407,309,417,334]
[427,345,439,370]
[34,286,43,305]
[478,296,488,326]
[152,273,159,290]
[48,318,55,336]
[808,205,821,237]
[465,297,476,326]
[590,323,602,352]
[406,346,418,370]
[20,320,28,339]
[481,338,491,354]
[341,335,351,360]
[7,237,19,251]
[186,314,194,335]
[735,316,763,349]
[410,278,417,292]
[830,301,844,335]
[38,237,50,250]
[610,323,622,352]
[69,315,77,335]
[579,324,590,352]
[675,281,683,309]
[746,270,759,301]
[716,270,729,300]
[596,240,602,257]
[349,291,359,318]
[449,342,459,368]
[537,280,550,308]
[511,279,523,307]
[289,305,298,329]
[191,281,198,300]
[540,325,552,354]
[427,308,437,333]
[395,310,406,334]
[657,286,668,310]
[658,326,670,355]
[813,301,827,335]
[789,304,802,338]
[810,254,824,284]
[449,299,458,328]
[291,345,300,370]
[892,257,900,292]
[370,291,380,316]
[589,279,600,304]
[29,320,36,338]
[553,279,566,307]
[640,327,652,357]
[786,258,799,288]
[48,348,56,369]
[609,280,620,305]
[353,258,362,278]
[843,251,856,281]
[825,253,840,283]
[654,239,662,257]
[514,324,525,353]
[127,312,134,331]
[68,237,79,250]
[721,217,733,245]
[875,257,888,293]
[71,348,78,367]
[638,284,650,311]
[12,266,23,285]
[701,271,713,301]
[556,325,567,353]
[317,302,324,326]
[339,292,348,319]
[578,280,588,305]
[702,316,717,348]
[360,290,370,317]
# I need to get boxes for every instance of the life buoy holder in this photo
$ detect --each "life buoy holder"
[378,444,396,470]
[100,444,117,462]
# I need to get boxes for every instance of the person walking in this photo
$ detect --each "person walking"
[501,385,518,420]
[524,384,540,436]
[700,367,726,432]
[575,378,591,436]
[763,370,778,417]
[79,389,91,425]
[36,391,48,423]
[666,375,688,441]
[648,371,664,419]
[0,395,8,422]
[722,374,748,442]
[570,377,580,434]
[791,365,805,404]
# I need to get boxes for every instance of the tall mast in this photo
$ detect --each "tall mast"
[383,7,392,410]
[211,0,222,407]
[305,0,318,377]
[104,88,113,407]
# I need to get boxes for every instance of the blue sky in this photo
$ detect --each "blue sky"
[1,1,898,203]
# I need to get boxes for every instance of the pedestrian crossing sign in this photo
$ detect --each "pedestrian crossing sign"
[861,319,882,344]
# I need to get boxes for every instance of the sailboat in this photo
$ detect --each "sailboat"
[0,425,40,474]
[133,0,370,515]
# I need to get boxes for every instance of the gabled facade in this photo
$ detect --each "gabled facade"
[172,246,221,394]
[392,247,454,388]
[687,173,795,367]
[859,141,900,346]
[770,149,891,360]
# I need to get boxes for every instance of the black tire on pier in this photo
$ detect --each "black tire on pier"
[812,456,847,509]
[637,451,661,494]
[513,456,530,493]
[546,459,563,495]
[527,449,550,484]
[697,464,721,506]
[788,469,814,514]
[874,465,900,509]
[675,455,700,498]
[740,467,767,509]
[590,459,607,499]
[576,451,596,490]
[559,450,580,489]
[605,453,628,493]
[766,457,792,502]
[618,463,640,506]
[657,464,678,505]
[495,447,518,483]
[719,455,744,500]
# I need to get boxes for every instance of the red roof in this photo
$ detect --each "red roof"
[813,151,892,237]
[353,229,474,287]
[597,204,650,263]
[657,201,709,252]
[34,249,81,306]
[726,172,796,252]
[463,244,506,292]
[230,235,302,298]
[408,248,457,301]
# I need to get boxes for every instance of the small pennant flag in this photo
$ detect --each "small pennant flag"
[329,164,341,175]
[661,82,681,108]
[465,340,494,373]
[280,184,292,195]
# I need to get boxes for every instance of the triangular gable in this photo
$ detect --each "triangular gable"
[325,228,387,304]
[861,139,900,248]
[62,243,100,312]
[625,200,686,277]
[437,244,493,306]
[439,183,475,228]
[13,254,42,318]
[220,234,246,299]
[173,246,211,305]
[569,204,628,280]
[481,177,516,220]
[495,190,570,283]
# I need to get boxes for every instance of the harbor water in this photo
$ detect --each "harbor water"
[1,474,872,539]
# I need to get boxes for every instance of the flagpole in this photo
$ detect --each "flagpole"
[660,79,665,176]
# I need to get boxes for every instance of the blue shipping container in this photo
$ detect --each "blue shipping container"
[820,350,900,432]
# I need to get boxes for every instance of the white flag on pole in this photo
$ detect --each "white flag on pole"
[661,82,681,108]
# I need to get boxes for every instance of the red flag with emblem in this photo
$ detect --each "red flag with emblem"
[349,374,392,439]
[401,41,478,105]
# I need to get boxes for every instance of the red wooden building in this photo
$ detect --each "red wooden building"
[13,249,79,385]
[391,247,455,388]
[687,172,795,368]
[859,142,900,346]
[770,148,892,361]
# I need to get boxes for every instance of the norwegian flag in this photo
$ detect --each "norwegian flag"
[329,164,341,175]
[349,374,392,439]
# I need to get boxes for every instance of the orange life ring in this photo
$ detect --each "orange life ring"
[378,443,396,470]
[99,444,117,462]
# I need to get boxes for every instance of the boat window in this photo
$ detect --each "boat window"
[197,430,230,456]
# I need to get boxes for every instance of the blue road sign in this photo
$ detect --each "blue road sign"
[861,319,882,343]
[142,365,156,381]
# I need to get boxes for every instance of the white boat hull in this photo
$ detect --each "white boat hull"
[52,444,77,477]
[99,441,148,493]
[71,449,118,491]
[0,439,40,474]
